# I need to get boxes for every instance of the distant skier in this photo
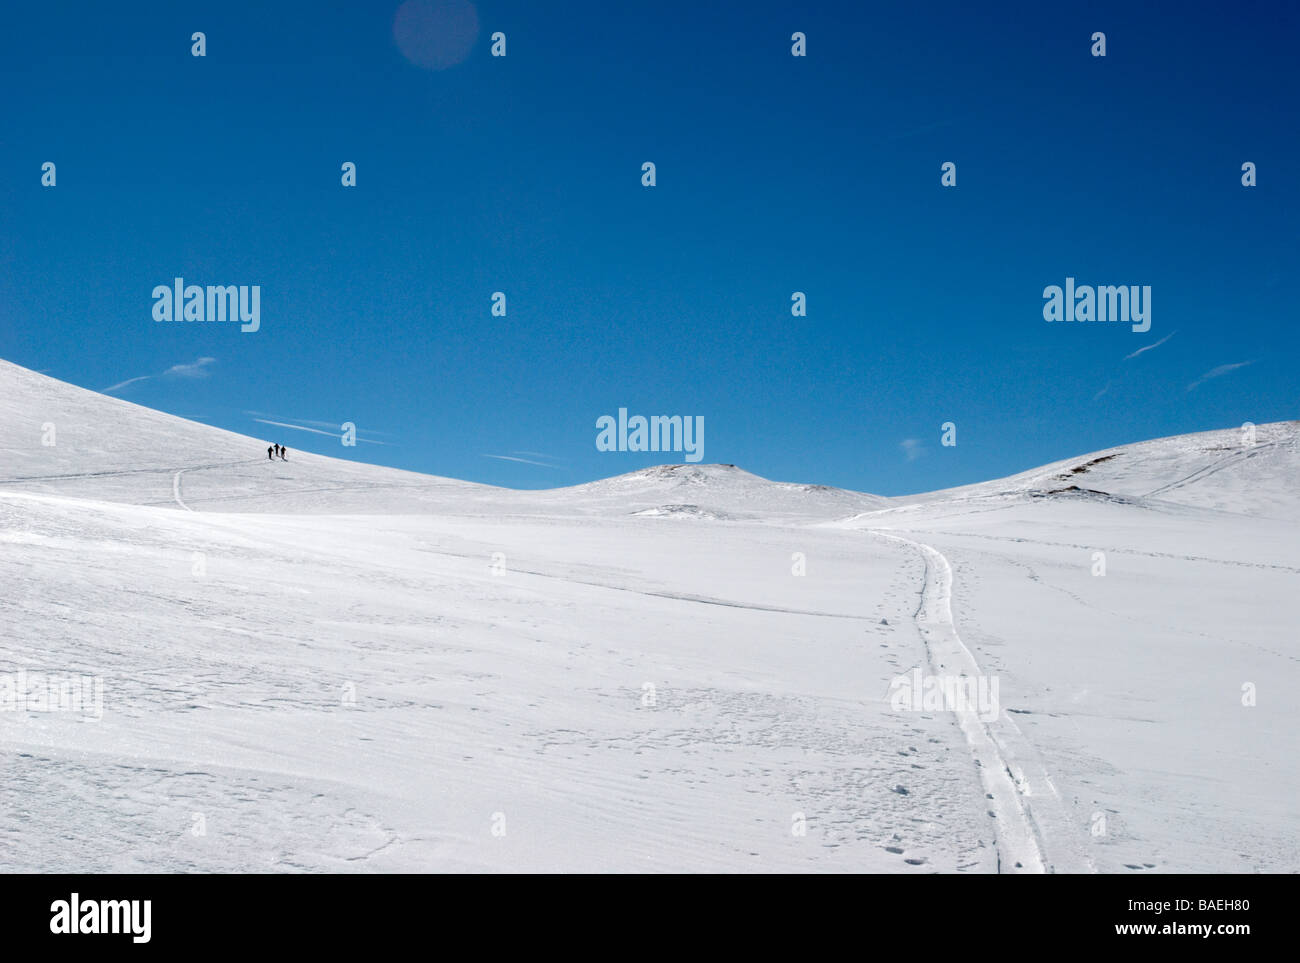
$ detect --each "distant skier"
[280,445,288,461]
[267,445,274,460]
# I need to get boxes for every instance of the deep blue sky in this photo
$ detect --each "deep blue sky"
[1,1,1295,494]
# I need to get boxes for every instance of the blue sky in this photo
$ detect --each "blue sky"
[1,0,1295,495]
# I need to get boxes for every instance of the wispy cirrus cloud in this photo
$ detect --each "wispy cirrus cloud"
[249,415,394,446]
[251,418,340,438]
[1094,332,1178,400]
[1125,331,1176,360]
[244,411,393,437]
[899,438,926,462]
[165,357,217,377]
[483,452,562,468]
[101,374,153,394]
[1187,360,1254,392]
[101,357,216,394]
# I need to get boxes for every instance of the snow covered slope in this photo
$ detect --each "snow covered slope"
[1,360,1296,873]
[0,359,487,513]
[877,421,1300,522]
[537,464,889,522]
[0,360,880,520]
[836,421,1300,873]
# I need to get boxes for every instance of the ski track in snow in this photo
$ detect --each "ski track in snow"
[3,360,1296,873]
[172,470,193,512]
[870,531,1052,874]
[903,529,1300,574]
[1141,439,1278,498]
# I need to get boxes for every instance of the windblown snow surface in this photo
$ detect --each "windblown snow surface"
[1,358,1296,873]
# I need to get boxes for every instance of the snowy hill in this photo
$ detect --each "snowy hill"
[873,421,1300,523]
[537,463,889,522]
[0,361,882,521]
[834,421,1300,874]
[0,359,488,512]
[1,359,1296,874]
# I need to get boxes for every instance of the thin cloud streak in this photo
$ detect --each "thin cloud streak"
[484,454,559,468]
[101,375,154,394]
[1125,332,1176,360]
[101,357,216,394]
[244,411,394,437]
[166,357,217,378]
[251,417,393,445]
[1187,361,1254,392]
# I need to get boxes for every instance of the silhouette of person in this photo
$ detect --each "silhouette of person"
[280,445,288,461]
[268,445,274,460]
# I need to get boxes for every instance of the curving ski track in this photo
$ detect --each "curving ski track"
[172,469,193,512]
[872,531,1050,874]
